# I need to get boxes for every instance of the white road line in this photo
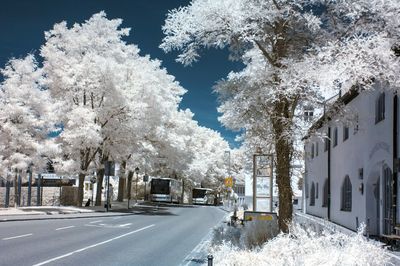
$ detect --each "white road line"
[3,233,33,241]
[89,220,102,224]
[55,226,75,231]
[112,217,122,220]
[119,223,132,227]
[32,224,155,266]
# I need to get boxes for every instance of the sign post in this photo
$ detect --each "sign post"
[104,161,115,212]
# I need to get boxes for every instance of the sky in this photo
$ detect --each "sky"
[0,0,243,147]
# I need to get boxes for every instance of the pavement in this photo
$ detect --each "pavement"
[0,200,176,222]
[0,200,233,222]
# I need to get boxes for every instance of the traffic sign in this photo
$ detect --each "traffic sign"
[224,176,233,187]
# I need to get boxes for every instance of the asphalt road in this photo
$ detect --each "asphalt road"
[0,205,226,266]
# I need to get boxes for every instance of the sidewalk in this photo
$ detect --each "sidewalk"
[0,200,155,222]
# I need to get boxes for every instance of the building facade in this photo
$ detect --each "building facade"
[304,85,399,236]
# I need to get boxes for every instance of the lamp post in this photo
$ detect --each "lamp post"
[135,167,139,203]
[143,173,149,201]
[27,163,33,206]
[90,176,96,206]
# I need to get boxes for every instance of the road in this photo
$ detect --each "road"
[0,205,226,266]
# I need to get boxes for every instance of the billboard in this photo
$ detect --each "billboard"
[253,154,273,212]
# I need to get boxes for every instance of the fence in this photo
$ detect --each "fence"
[0,186,78,207]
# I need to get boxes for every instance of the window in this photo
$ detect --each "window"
[333,127,338,147]
[316,182,319,199]
[315,142,319,157]
[343,126,349,141]
[354,114,359,134]
[375,92,385,123]
[305,181,309,199]
[311,143,315,159]
[341,175,352,211]
[304,107,314,122]
[310,182,315,206]
[322,179,329,207]
[324,131,330,152]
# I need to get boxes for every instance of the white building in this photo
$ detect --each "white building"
[303,85,399,236]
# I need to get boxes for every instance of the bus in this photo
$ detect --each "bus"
[192,188,214,205]
[149,177,183,203]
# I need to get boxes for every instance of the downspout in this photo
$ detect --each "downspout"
[393,95,398,230]
[327,127,331,221]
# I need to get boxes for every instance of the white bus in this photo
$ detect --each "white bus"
[149,177,182,203]
[192,188,214,205]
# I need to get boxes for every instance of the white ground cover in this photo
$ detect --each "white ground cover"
[211,223,391,266]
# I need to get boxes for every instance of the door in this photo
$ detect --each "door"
[383,167,393,235]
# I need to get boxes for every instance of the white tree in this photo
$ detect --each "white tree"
[40,12,137,206]
[0,55,59,206]
[161,0,400,231]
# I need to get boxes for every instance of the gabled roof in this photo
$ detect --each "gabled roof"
[303,88,359,140]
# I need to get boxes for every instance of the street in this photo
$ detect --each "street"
[0,205,226,266]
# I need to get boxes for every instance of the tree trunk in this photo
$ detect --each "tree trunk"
[127,171,133,201]
[95,168,104,206]
[117,161,126,202]
[272,99,295,233]
[274,134,293,232]
[77,172,85,207]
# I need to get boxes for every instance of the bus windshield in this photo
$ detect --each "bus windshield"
[192,189,208,198]
[151,179,170,194]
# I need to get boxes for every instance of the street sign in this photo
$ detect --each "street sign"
[224,176,233,187]
[104,161,115,176]
[244,211,277,222]
[143,174,149,182]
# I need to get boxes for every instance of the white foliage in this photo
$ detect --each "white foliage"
[211,224,390,266]
[0,55,58,178]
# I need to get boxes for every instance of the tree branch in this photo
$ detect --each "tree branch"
[254,40,276,66]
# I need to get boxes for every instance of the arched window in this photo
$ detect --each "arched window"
[310,182,315,206]
[375,92,385,123]
[322,179,329,207]
[341,175,352,211]
[311,143,315,158]
[333,127,338,147]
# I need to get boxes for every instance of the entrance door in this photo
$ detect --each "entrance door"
[383,167,393,235]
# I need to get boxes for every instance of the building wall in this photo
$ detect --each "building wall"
[305,134,328,219]
[305,85,396,234]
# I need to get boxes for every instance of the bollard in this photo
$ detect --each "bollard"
[207,254,213,266]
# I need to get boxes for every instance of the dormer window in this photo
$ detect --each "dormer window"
[304,107,314,122]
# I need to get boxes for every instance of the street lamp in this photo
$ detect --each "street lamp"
[143,173,149,201]
[90,176,96,206]
[135,167,139,203]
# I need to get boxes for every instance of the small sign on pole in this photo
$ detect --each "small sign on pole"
[104,161,115,176]
[224,176,233,187]
[104,161,115,212]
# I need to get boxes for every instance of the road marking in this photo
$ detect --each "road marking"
[3,233,33,240]
[89,220,102,224]
[32,224,155,266]
[119,223,132,227]
[55,226,75,231]
[112,217,122,220]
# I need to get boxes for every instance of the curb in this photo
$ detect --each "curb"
[0,209,140,222]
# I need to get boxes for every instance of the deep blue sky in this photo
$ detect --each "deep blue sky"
[0,0,242,147]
